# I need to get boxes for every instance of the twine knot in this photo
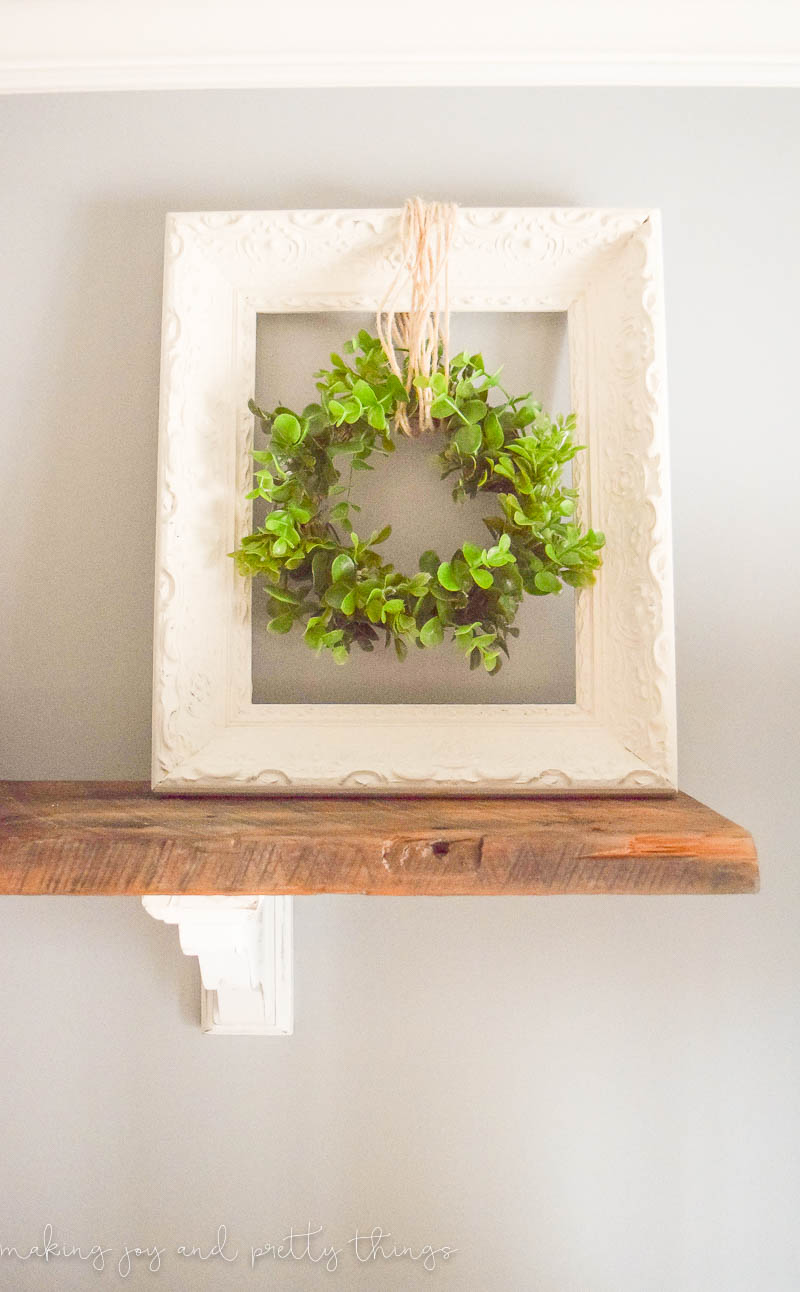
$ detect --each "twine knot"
[376,197,457,436]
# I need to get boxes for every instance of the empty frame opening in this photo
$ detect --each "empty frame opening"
[250,311,575,705]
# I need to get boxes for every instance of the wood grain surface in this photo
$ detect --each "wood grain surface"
[0,782,758,896]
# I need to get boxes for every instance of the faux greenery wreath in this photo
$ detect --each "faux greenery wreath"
[232,329,605,675]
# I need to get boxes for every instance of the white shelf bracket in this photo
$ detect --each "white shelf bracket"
[142,895,293,1035]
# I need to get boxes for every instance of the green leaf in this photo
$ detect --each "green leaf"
[484,411,504,450]
[534,570,561,594]
[419,549,440,576]
[312,550,332,592]
[273,413,304,445]
[420,616,444,647]
[331,553,355,582]
[352,379,377,406]
[431,372,448,396]
[368,525,392,546]
[431,395,457,419]
[453,423,482,456]
[332,645,349,664]
[492,461,515,481]
[462,400,487,424]
[267,612,295,634]
[328,399,344,420]
[387,374,409,403]
[461,541,482,567]
[367,404,387,431]
[365,591,384,622]
[437,562,461,591]
[562,568,596,588]
[471,567,493,589]
[324,582,354,610]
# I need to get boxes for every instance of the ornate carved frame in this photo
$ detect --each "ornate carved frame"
[152,208,676,794]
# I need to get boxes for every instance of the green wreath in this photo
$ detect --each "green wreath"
[232,329,604,674]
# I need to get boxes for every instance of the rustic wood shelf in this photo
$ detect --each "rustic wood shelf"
[0,781,758,896]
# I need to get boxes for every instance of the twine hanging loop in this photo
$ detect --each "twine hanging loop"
[376,197,457,436]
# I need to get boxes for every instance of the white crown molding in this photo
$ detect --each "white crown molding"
[2,53,800,93]
[3,0,799,92]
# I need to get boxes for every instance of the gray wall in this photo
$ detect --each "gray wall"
[1,89,798,1290]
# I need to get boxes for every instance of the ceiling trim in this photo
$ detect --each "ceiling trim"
[2,54,800,94]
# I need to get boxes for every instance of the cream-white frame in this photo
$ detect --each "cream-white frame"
[152,207,676,794]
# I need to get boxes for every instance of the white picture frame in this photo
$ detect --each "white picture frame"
[152,207,676,795]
